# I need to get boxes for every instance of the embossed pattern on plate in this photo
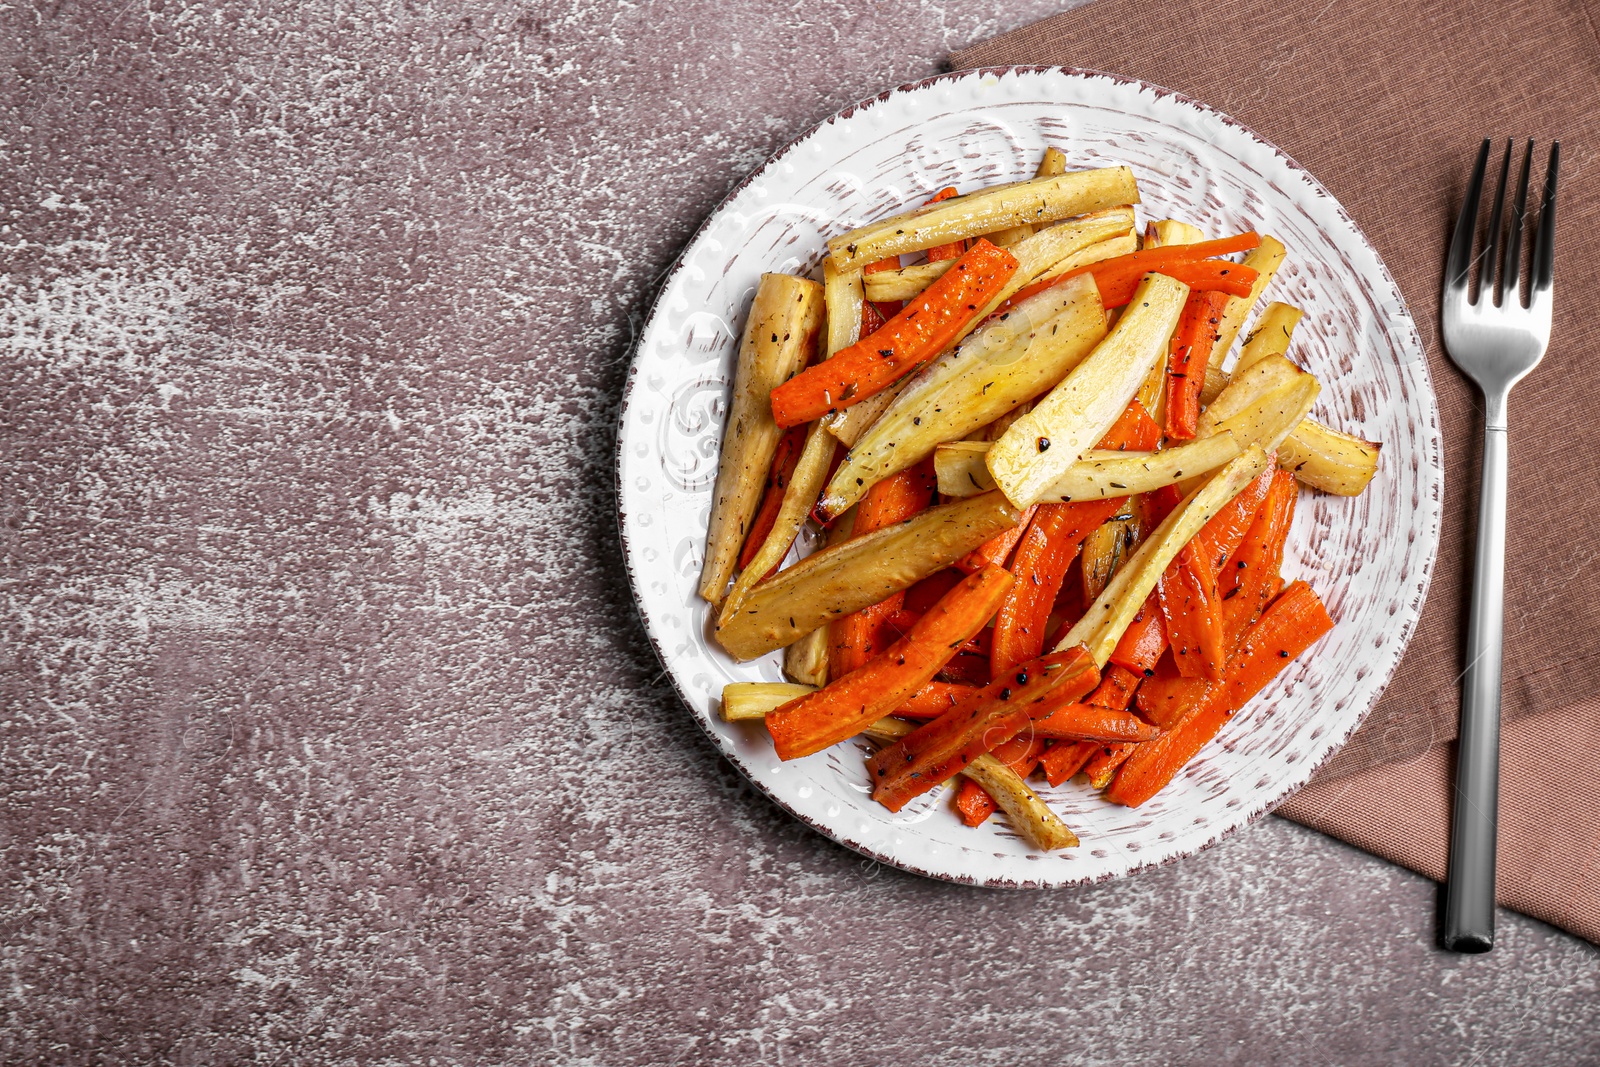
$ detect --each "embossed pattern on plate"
[616,67,1441,887]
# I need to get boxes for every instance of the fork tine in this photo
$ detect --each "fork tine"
[1531,141,1560,296]
[1480,140,1512,303]
[1447,139,1490,294]
[1502,139,1533,306]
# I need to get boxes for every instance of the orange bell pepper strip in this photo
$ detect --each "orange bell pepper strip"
[1106,580,1334,806]
[1222,469,1298,649]
[828,461,939,678]
[1109,590,1168,676]
[867,644,1099,811]
[1038,740,1099,786]
[1001,232,1262,310]
[738,423,809,577]
[768,566,1014,760]
[770,239,1019,427]
[1160,542,1226,680]
[1164,290,1230,440]
[990,498,1126,673]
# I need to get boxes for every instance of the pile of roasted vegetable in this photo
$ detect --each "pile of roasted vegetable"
[700,148,1381,851]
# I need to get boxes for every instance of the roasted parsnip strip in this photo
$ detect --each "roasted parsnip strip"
[1234,301,1303,377]
[821,382,905,447]
[985,146,1071,247]
[783,626,832,687]
[1199,235,1287,404]
[698,273,825,603]
[721,682,816,722]
[1144,219,1205,247]
[1278,419,1382,495]
[865,211,1135,308]
[822,256,864,358]
[819,274,1107,519]
[721,422,837,611]
[828,168,1140,272]
[939,434,1242,502]
[987,272,1189,509]
[781,511,853,685]
[714,491,1023,661]
[858,718,1079,850]
[1197,354,1307,430]
[1193,375,1320,467]
[1046,433,1242,502]
[1056,446,1274,666]
[959,753,1080,849]
[935,440,998,497]
[1136,219,1203,429]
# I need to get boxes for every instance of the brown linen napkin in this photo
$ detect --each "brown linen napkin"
[952,0,1600,783]
[1276,696,1600,944]
[951,2,1600,942]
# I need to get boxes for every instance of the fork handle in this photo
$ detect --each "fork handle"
[1444,410,1508,953]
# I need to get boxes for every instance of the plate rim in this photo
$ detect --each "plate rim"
[614,64,1443,888]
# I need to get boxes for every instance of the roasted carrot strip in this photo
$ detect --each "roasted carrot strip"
[1026,701,1160,742]
[1084,744,1137,790]
[1164,290,1230,440]
[1135,650,1209,729]
[862,255,902,328]
[1038,740,1099,786]
[1097,398,1164,452]
[903,568,964,615]
[955,503,1037,573]
[937,651,991,686]
[991,498,1126,672]
[1189,466,1274,575]
[990,401,1158,672]
[1088,663,1143,710]
[896,681,985,720]
[828,461,938,678]
[956,731,1047,826]
[770,239,1019,427]
[1159,542,1226,680]
[1093,260,1257,309]
[1002,233,1262,309]
[767,566,1014,760]
[1109,590,1168,676]
[1222,469,1298,650]
[1106,580,1334,806]
[738,423,809,576]
[956,777,996,826]
[868,644,1099,811]
[922,187,967,262]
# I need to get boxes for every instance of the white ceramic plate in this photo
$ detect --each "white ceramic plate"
[615,67,1441,887]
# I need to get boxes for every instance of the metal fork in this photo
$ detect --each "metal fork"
[1440,138,1559,953]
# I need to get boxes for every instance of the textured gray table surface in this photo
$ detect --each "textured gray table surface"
[1,2,1596,1064]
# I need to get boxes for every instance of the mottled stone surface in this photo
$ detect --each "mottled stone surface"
[0,2,1595,1064]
